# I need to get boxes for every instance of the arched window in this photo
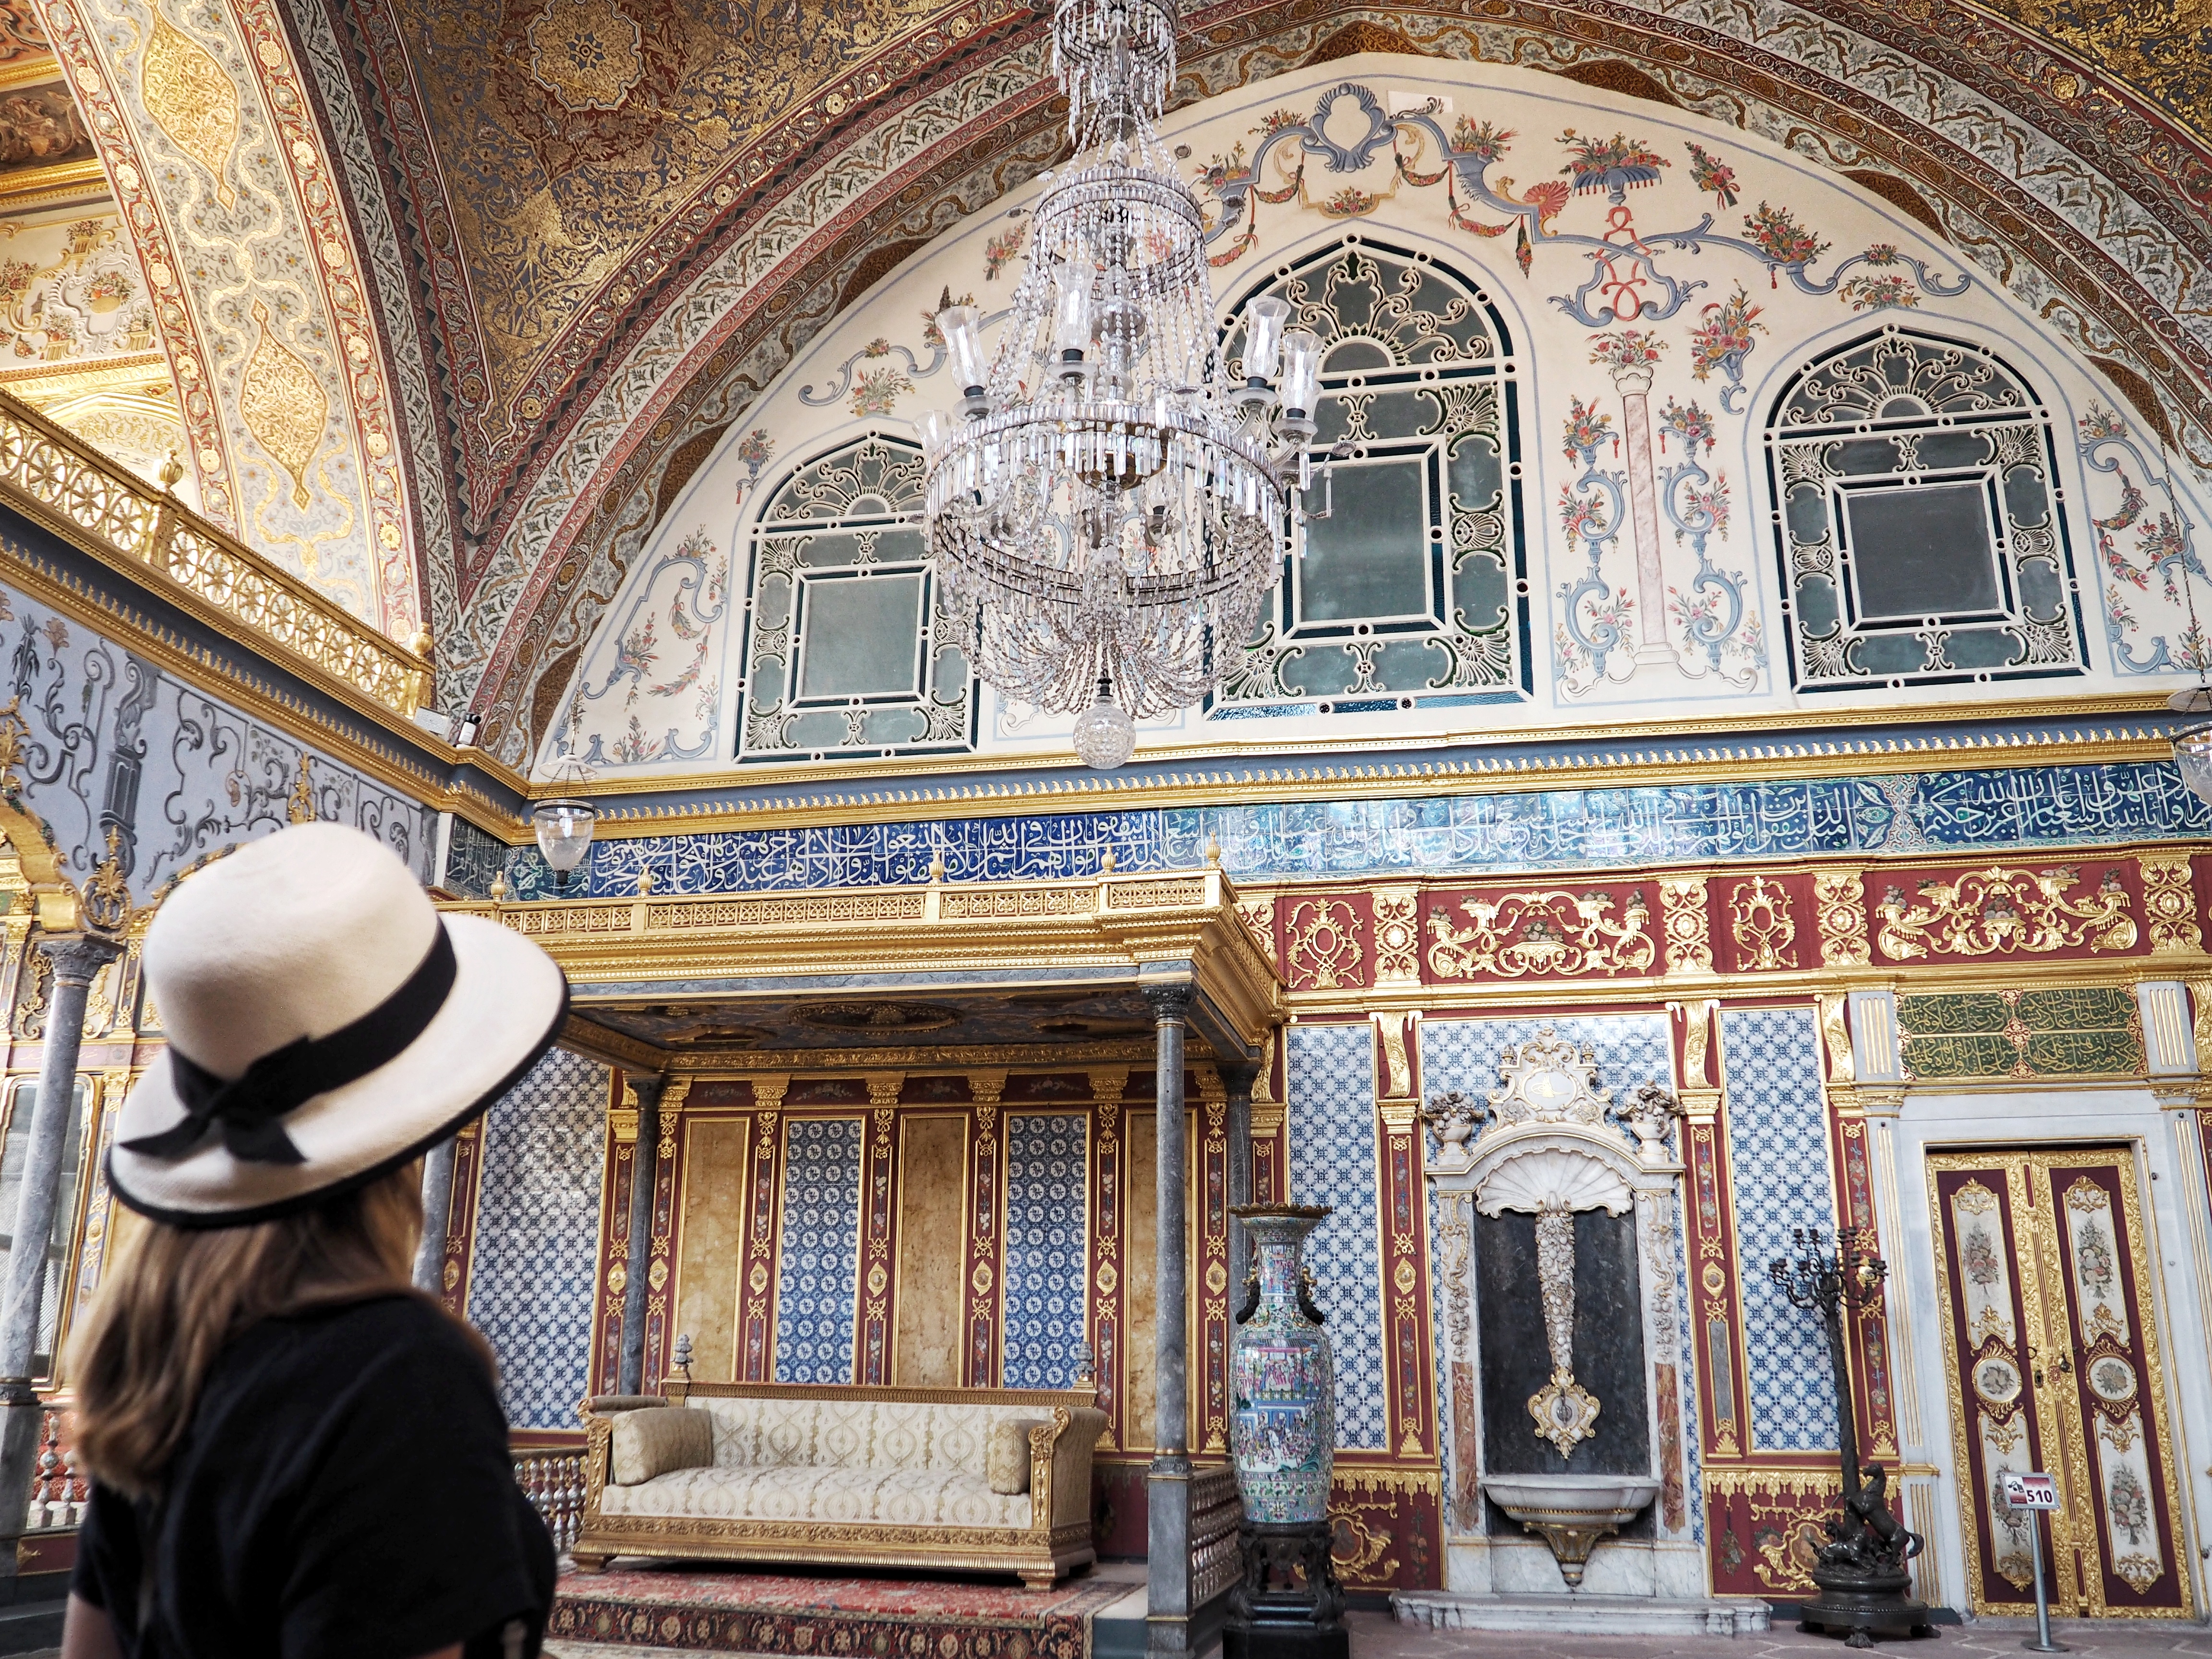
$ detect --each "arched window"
[735,434,974,762]
[1765,328,2082,690]
[1215,236,1527,716]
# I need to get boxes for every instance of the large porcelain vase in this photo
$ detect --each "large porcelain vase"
[1229,1203,1336,1526]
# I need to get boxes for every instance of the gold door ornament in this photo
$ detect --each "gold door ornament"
[1926,1148,2191,1618]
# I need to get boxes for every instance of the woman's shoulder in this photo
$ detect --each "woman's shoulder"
[245,1291,494,1395]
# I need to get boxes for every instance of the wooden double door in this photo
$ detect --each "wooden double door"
[1928,1145,2193,1618]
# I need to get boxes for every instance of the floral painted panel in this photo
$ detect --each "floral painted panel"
[561,528,731,769]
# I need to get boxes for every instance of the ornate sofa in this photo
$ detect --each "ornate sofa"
[572,1379,1109,1588]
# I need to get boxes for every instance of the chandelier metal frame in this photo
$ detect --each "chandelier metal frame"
[919,0,1325,765]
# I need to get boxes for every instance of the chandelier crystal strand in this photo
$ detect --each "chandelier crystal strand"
[921,0,1317,765]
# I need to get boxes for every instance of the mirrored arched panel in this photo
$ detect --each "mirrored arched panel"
[1764,328,2084,692]
[1214,237,1529,721]
[736,434,977,763]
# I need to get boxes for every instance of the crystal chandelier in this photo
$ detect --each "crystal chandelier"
[920,0,1323,769]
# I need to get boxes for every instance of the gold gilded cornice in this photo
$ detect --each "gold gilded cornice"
[451,866,1286,1054]
[564,707,2178,841]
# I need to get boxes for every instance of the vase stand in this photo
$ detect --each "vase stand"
[1222,1520,1349,1659]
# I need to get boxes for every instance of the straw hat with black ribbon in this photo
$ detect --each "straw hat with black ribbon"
[108,822,569,1228]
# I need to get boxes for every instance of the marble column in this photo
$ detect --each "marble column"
[0,932,119,1555]
[618,1073,667,1396]
[1608,360,1676,668]
[1145,981,1193,1657]
[411,1136,458,1294]
[1219,1059,1259,1311]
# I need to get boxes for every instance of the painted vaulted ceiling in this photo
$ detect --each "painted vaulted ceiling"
[9,0,2212,769]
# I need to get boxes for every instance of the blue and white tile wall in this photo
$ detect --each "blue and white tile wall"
[467,1049,611,1429]
[1286,1023,1388,1451]
[773,1116,866,1384]
[501,762,2208,899]
[1419,1013,1674,1152]
[0,578,432,900]
[1001,1113,1089,1389]
[1718,1006,1840,1453]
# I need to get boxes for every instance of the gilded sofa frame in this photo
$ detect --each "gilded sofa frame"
[571,1379,1108,1589]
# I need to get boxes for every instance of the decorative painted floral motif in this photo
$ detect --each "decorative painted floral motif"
[1560,487,1612,543]
[1559,129,1670,194]
[1588,329,1666,375]
[1255,108,1304,136]
[1743,203,1829,268]
[2076,1220,2117,1299]
[1452,118,1513,162]
[2107,1465,2151,1545]
[565,529,729,769]
[2081,405,2128,442]
[983,227,1024,281]
[1685,141,1740,208]
[863,337,893,358]
[1839,274,1922,310]
[1560,396,1614,461]
[1864,244,1900,265]
[1687,283,1767,412]
[1671,476,1731,540]
[734,428,773,480]
[1658,396,1717,454]
[1963,1224,2003,1287]
[1319,187,1380,219]
[850,367,914,417]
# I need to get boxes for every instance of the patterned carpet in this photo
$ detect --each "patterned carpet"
[548,1564,1135,1657]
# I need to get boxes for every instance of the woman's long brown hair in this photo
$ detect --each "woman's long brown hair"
[68,1161,447,1498]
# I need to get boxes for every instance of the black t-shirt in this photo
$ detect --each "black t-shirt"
[72,1292,555,1659]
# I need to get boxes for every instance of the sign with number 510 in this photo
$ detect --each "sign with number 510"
[2002,1472,2060,1510]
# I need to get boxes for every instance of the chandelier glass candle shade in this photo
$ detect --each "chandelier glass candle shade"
[919,0,1324,769]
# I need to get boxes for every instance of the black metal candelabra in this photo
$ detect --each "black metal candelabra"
[1767,1228,1933,1648]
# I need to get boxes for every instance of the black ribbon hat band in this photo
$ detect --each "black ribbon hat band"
[121,924,459,1167]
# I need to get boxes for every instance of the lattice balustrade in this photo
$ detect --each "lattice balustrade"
[513,1444,588,1551]
[0,396,432,721]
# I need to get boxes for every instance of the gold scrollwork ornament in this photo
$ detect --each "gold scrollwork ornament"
[1426,888,1654,979]
[1875,865,2136,960]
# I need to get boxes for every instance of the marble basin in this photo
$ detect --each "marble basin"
[1480,1475,1662,1588]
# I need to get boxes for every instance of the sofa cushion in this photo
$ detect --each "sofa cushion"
[696,1396,1047,1475]
[597,1462,1032,1529]
[610,1407,713,1486]
[986,1419,1048,1495]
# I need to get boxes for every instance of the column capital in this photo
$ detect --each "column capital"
[1143,981,1193,1022]
[626,1070,670,1110]
[38,931,120,986]
[1215,1059,1261,1102]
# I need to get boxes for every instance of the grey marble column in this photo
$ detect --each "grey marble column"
[1144,981,1193,1657]
[411,1135,458,1294]
[1219,1060,1259,1314]
[617,1073,666,1396]
[0,932,118,1553]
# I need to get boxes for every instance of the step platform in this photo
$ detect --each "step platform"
[550,1561,1142,1656]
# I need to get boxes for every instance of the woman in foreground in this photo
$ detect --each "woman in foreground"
[58,822,570,1659]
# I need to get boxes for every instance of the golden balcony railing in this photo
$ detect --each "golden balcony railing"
[0,393,432,722]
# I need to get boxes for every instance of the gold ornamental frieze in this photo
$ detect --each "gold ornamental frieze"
[1425,886,1656,979]
[1874,864,2137,961]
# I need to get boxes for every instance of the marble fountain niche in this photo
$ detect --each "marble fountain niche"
[1397,1029,1766,1635]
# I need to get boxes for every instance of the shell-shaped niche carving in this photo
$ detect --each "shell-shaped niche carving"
[1474,1146,1633,1218]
